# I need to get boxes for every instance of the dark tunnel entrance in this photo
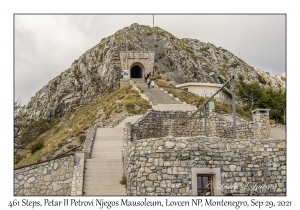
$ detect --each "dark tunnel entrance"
[130,65,143,78]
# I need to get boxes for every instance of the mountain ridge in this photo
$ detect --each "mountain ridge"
[17,23,284,121]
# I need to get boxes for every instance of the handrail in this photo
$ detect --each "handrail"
[180,103,206,125]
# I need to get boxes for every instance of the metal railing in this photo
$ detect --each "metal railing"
[181,74,237,139]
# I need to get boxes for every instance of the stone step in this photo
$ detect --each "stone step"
[132,78,183,105]
[86,159,122,163]
[83,189,126,196]
[153,104,197,111]
[90,151,122,155]
[84,173,123,179]
[93,140,123,144]
[115,115,144,127]
[82,114,147,196]
[90,154,122,159]
[95,132,124,136]
[84,171,123,177]
[84,166,123,172]
[92,145,123,150]
[84,182,124,188]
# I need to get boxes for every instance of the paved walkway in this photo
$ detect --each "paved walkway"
[132,78,182,105]
[83,115,143,195]
[132,78,197,111]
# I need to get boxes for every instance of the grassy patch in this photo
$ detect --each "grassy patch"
[150,75,162,80]
[166,89,252,121]
[30,141,44,154]
[167,90,199,105]
[155,79,175,87]
[79,135,86,144]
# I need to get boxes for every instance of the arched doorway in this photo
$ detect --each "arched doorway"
[130,65,143,78]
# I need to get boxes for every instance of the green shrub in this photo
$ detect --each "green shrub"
[76,131,83,137]
[30,141,44,154]
[14,153,24,164]
[79,135,86,144]
[120,174,127,185]
[67,145,74,149]
[57,142,64,148]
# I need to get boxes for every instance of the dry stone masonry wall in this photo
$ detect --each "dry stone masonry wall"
[14,124,97,196]
[14,155,75,196]
[123,136,286,196]
[127,109,269,141]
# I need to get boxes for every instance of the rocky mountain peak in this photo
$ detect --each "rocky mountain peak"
[17,23,285,123]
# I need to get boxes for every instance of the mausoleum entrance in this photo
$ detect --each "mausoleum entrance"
[119,51,155,79]
[130,65,143,78]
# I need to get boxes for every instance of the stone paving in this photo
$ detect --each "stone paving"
[132,78,182,105]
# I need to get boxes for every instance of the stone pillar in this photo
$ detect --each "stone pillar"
[83,124,97,159]
[71,152,85,196]
[251,109,270,140]
[124,122,131,149]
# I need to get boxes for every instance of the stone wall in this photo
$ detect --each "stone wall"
[251,109,271,140]
[14,155,75,196]
[83,124,97,159]
[14,124,97,196]
[123,136,286,196]
[128,110,256,141]
[120,51,155,76]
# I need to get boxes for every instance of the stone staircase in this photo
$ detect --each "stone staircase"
[132,78,197,111]
[132,78,182,105]
[83,115,143,195]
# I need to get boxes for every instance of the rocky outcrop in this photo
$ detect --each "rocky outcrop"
[18,23,283,122]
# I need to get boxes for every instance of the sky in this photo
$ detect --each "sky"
[14,14,286,105]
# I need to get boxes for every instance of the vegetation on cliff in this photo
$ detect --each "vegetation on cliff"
[14,85,151,168]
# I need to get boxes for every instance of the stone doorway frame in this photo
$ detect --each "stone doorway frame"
[120,51,155,78]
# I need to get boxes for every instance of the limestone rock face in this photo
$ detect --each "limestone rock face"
[17,23,284,122]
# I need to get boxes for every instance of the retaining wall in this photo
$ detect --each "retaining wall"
[127,110,255,141]
[127,108,271,141]
[124,136,286,196]
[14,124,97,196]
[14,155,75,196]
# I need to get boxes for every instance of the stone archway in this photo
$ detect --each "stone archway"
[120,51,155,78]
[130,64,143,78]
